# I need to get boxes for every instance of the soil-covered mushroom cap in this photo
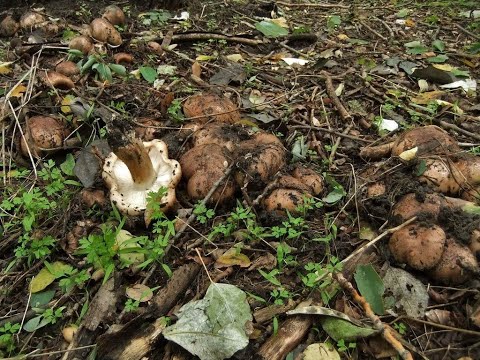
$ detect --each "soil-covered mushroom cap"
[192,123,247,152]
[90,18,122,46]
[264,188,308,214]
[389,223,446,270]
[20,116,69,157]
[69,35,93,55]
[292,166,324,195]
[102,139,181,215]
[391,125,459,158]
[179,144,235,203]
[428,238,478,285]
[19,11,45,29]
[392,193,444,222]
[183,93,240,124]
[102,5,126,26]
[0,15,20,37]
[55,61,80,77]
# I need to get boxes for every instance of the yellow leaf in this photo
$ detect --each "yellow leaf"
[0,62,13,74]
[337,34,349,40]
[410,90,445,104]
[226,54,243,62]
[61,95,75,113]
[30,267,55,293]
[196,55,216,61]
[215,247,251,268]
[10,84,27,98]
[270,17,288,28]
[433,64,455,72]
[405,18,416,27]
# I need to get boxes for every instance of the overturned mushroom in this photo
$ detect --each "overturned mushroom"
[179,144,235,203]
[42,71,75,90]
[183,93,240,123]
[103,138,181,215]
[113,52,133,64]
[20,116,70,157]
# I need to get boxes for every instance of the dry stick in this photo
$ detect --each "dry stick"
[334,272,414,360]
[141,164,235,285]
[395,316,480,337]
[328,123,353,167]
[290,124,372,143]
[166,33,264,46]
[275,1,350,9]
[321,71,352,121]
[454,23,480,40]
[436,119,480,142]
[358,20,388,41]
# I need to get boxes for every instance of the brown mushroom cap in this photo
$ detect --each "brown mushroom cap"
[428,238,478,285]
[277,175,311,193]
[455,155,480,188]
[264,188,308,214]
[55,61,80,77]
[192,123,246,152]
[90,18,122,46]
[366,182,386,198]
[42,71,75,90]
[419,158,464,194]
[20,116,69,157]
[102,5,126,26]
[183,93,240,124]
[392,193,445,222]
[235,132,286,185]
[69,35,93,55]
[391,125,459,157]
[292,166,324,195]
[113,52,133,64]
[179,144,235,203]
[19,11,45,29]
[389,223,446,270]
[0,15,20,37]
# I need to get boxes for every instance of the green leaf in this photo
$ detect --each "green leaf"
[450,68,470,78]
[432,39,445,52]
[23,315,43,332]
[320,317,376,341]
[30,290,55,308]
[163,283,252,360]
[157,64,177,75]
[322,188,345,204]
[93,63,112,82]
[81,55,98,74]
[468,42,480,54]
[396,9,409,18]
[108,63,127,76]
[255,21,289,38]
[404,41,428,55]
[327,15,341,30]
[60,154,75,176]
[30,267,56,293]
[116,229,145,267]
[427,54,448,63]
[354,264,385,315]
[139,66,157,83]
[416,159,427,176]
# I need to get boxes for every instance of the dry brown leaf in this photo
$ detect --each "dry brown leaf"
[215,247,251,268]
[247,252,277,271]
[0,62,13,74]
[10,84,27,98]
[125,284,153,302]
[425,309,456,326]
[410,90,445,104]
[192,61,202,78]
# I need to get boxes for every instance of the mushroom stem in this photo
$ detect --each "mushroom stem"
[114,139,156,186]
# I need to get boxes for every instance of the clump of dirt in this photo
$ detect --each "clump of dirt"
[438,207,480,246]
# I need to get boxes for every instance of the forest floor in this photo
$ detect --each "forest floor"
[1,1,480,359]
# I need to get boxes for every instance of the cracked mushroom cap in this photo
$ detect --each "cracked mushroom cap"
[102,140,181,215]
[428,238,478,285]
[389,223,446,271]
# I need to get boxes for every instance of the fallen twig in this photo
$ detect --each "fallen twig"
[321,71,352,121]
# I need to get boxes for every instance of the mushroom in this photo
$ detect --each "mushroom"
[0,15,20,37]
[428,238,478,285]
[19,11,45,29]
[42,71,75,90]
[391,193,445,222]
[102,5,126,26]
[20,116,70,157]
[90,18,122,46]
[113,52,133,64]
[292,166,324,195]
[183,93,241,123]
[389,223,446,271]
[235,132,286,186]
[470,229,480,255]
[103,138,181,215]
[69,35,93,55]
[264,188,308,214]
[179,144,235,203]
[55,61,80,78]
[192,123,247,152]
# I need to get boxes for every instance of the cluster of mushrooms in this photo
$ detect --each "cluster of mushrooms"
[361,125,480,285]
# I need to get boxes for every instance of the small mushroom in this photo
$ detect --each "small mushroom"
[428,238,478,285]
[147,41,163,54]
[20,116,70,157]
[389,223,446,271]
[55,61,80,77]
[180,144,235,203]
[183,93,240,123]
[103,138,181,216]
[235,132,286,186]
[264,188,308,214]
[0,15,20,37]
[102,5,126,26]
[19,11,45,29]
[90,18,122,46]
[42,71,75,90]
[62,325,78,343]
[113,52,133,64]
[292,166,324,195]
[69,35,93,55]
